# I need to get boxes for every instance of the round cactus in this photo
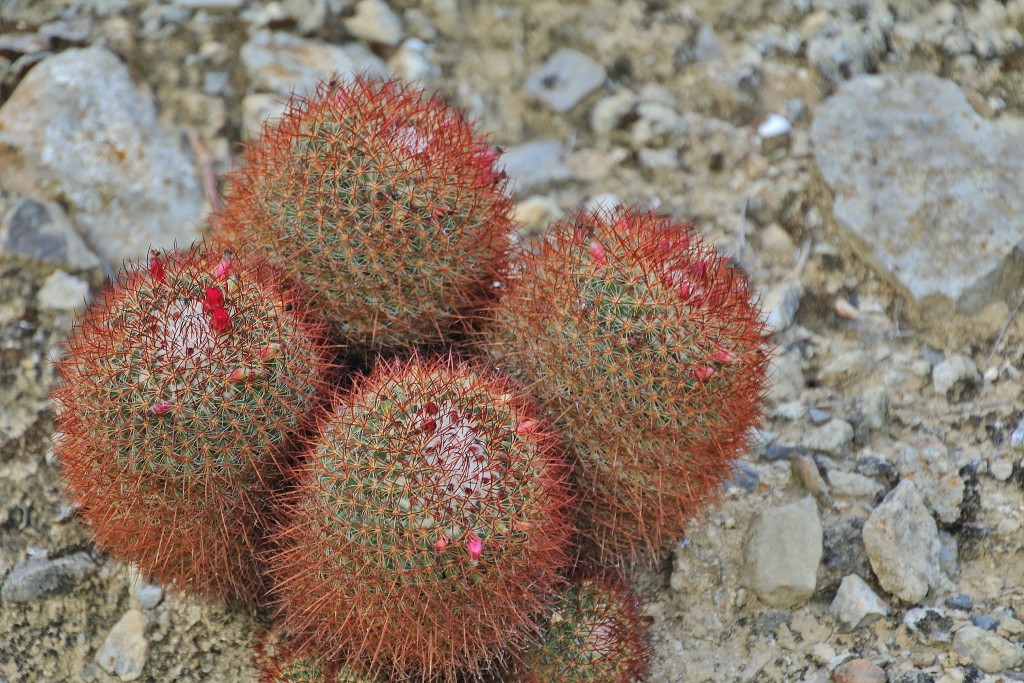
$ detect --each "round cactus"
[515,575,651,682]
[268,354,573,681]
[215,76,513,355]
[254,629,381,683]
[484,207,769,564]
[53,243,332,606]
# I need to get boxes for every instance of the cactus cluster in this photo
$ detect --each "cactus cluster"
[53,76,769,681]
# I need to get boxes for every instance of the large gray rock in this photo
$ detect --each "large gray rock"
[95,609,149,681]
[525,48,607,113]
[0,47,203,268]
[742,497,823,607]
[862,480,943,603]
[241,30,390,97]
[953,625,1024,673]
[812,74,1024,316]
[1,552,96,603]
[0,199,100,271]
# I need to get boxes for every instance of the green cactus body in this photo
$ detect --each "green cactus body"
[54,244,331,605]
[255,629,380,683]
[486,207,769,564]
[516,576,651,683]
[269,355,572,681]
[216,77,513,355]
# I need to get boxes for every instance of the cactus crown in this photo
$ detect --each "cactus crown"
[56,245,327,476]
[219,76,513,353]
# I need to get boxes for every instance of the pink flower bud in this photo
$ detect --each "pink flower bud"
[434,535,449,551]
[466,534,483,560]
[589,240,607,267]
[148,253,165,283]
[203,287,224,315]
[516,419,538,435]
[712,348,739,363]
[210,307,231,333]
[149,401,173,415]
[215,253,233,281]
[693,365,716,381]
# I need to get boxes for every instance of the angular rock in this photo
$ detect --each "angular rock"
[895,435,964,525]
[96,609,149,681]
[953,625,1024,673]
[0,47,203,267]
[830,658,886,683]
[344,0,403,46]
[0,199,100,271]
[862,480,942,603]
[500,140,571,192]
[830,574,889,631]
[932,354,981,403]
[1,552,96,603]
[36,269,90,311]
[742,497,823,607]
[240,30,389,98]
[799,418,854,457]
[812,74,1024,317]
[525,48,607,113]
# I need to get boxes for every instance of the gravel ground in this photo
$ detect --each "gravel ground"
[3,1,1024,681]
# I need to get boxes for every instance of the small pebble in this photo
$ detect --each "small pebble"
[971,615,999,631]
[932,354,981,403]
[525,48,607,113]
[757,113,792,138]
[95,609,149,681]
[36,270,90,312]
[830,574,889,631]
[831,658,886,683]
[501,140,570,191]
[742,497,823,608]
[944,593,974,611]
[344,0,404,46]
[808,407,832,424]
[134,583,163,610]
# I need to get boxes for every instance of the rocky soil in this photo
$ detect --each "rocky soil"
[2,0,1024,681]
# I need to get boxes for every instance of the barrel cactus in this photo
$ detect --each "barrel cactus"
[485,207,769,564]
[53,243,331,605]
[515,574,651,682]
[254,629,381,683]
[268,354,572,681]
[215,76,513,355]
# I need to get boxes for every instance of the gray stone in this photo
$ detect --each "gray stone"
[799,418,854,457]
[858,386,889,432]
[895,435,964,525]
[134,583,163,610]
[590,90,638,137]
[830,574,889,631]
[36,270,90,311]
[240,93,290,140]
[828,470,885,500]
[812,74,1024,317]
[760,282,800,335]
[766,349,804,403]
[805,7,892,86]
[501,140,571,192]
[862,480,943,603]
[932,353,981,402]
[525,48,606,113]
[241,31,389,98]
[1,552,96,603]
[344,0,404,46]
[742,497,823,607]
[953,625,1024,673]
[95,609,148,681]
[904,606,953,644]
[0,199,100,271]
[0,47,202,268]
